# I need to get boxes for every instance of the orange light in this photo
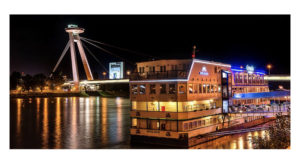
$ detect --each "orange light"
[240,65,243,69]
[267,64,272,69]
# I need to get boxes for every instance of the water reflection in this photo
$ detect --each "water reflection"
[11,96,131,148]
[55,97,61,148]
[69,97,78,148]
[36,98,40,130]
[42,98,48,148]
[191,129,269,149]
[116,97,123,141]
[11,96,267,149]
[16,99,22,142]
[101,98,108,145]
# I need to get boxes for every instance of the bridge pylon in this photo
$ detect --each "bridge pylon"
[65,24,94,90]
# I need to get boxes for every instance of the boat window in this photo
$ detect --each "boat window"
[131,85,138,95]
[207,84,210,93]
[150,84,156,94]
[199,84,202,93]
[132,118,137,127]
[169,84,176,94]
[188,84,193,94]
[194,84,198,93]
[160,84,166,94]
[178,84,186,94]
[139,84,146,94]
[203,84,207,93]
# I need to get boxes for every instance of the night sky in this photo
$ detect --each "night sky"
[10,15,290,79]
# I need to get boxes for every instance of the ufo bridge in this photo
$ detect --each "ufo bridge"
[50,24,155,91]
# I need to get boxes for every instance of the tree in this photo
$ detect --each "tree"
[10,71,21,90]
[22,74,33,92]
[33,73,47,92]
[251,113,290,149]
[48,72,65,90]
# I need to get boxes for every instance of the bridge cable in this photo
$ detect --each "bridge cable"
[81,42,109,73]
[81,38,135,65]
[81,36,159,60]
[50,40,70,77]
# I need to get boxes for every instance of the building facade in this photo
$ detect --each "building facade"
[231,66,269,106]
[129,59,267,147]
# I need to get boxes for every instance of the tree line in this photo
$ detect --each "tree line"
[251,113,290,149]
[10,71,66,92]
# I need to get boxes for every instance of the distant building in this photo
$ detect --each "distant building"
[109,62,124,79]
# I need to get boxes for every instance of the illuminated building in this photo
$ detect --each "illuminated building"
[231,65,270,105]
[129,59,271,147]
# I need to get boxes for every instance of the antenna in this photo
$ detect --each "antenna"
[192,45,196,59]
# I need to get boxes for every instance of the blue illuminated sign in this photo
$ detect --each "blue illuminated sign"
[246,65,254,74]
[199,66,209,75]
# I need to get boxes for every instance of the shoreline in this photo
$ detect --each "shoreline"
[10,91,129,98]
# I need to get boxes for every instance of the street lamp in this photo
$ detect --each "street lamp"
[102,72,107,79]
[267,64,272,75]
[126,70,131,76]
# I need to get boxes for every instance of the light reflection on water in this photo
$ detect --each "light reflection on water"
[191,130,269,149]
[11,97,269,149]
[11,97,131,149]
[42,98,48,148]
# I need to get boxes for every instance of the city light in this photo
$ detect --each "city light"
[126,70,131,75]
[267,64,272,75]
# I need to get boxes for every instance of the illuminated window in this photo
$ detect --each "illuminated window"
[199,84,202,93]
[179,84,186,94]
[213,118,217,124]
[193,121,197,127]
[194,84,198,93]
[189,122,193,129]
[160,65,166,72]
[184,123,188,130]
[198,120,201,127]
[218,85,221,93]
[139,67,145,73]
[203,84,207,93]
[132,118,137,127]
[139,84,146,94]
[131,85,138,95]
[244,75,247,83]
[188,84,193,94]
[171,65,177,71]
[150,84,156,94]
[207,84,210,93]
[160,84,166,94]
[149,66,155,72]
[169,84,176,94]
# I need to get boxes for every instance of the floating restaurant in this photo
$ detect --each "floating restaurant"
[129,58,290,147]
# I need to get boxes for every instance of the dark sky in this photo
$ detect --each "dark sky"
[10,15,290,79]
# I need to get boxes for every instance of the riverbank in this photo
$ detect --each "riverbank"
[10,90,129,98]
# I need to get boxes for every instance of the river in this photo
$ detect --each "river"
[10,97,268,149]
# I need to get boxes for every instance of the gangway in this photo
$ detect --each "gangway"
[207,126,270,137]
